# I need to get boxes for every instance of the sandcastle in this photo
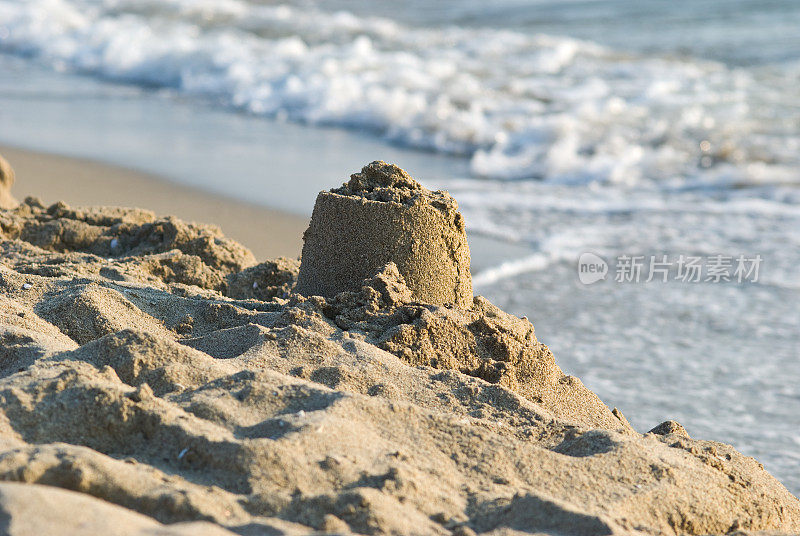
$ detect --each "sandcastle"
[296,161,473,307]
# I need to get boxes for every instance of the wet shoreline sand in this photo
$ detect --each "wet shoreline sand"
[0,144,307,261]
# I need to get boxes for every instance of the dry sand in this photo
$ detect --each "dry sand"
[0,155,799,535]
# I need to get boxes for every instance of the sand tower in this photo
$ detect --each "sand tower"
[295,161,473,308]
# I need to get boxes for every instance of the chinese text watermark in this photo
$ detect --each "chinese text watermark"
[578,253,762,285]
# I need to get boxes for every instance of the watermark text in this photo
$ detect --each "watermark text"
[578,253,762,285]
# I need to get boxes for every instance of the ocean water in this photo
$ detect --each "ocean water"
[1,0,799,494]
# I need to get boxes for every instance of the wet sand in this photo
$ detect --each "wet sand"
[0,145,307,261]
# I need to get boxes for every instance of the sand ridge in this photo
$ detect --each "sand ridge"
[0,180,799,534]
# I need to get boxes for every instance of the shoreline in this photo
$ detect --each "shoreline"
[0,144,526,276]
[1,144,307,261]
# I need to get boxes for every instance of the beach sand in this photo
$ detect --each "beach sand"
[0,145,306,261]
[0,154,799,535]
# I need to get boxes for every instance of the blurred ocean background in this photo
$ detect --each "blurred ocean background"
[1,0,799,493]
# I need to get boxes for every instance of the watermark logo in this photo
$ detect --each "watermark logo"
[578,253,762,285]
[577,252,608,285]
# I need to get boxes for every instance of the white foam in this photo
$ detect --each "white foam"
[444,174,800,298]
[472,253,551,288]
[3,0,800,186]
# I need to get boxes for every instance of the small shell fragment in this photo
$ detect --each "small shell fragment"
[22,283,32,290]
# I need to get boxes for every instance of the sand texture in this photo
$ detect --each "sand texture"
[1,190,800,534]
[296,162,472,308]
[0,154,18,210]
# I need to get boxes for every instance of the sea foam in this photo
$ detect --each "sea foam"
[2,0,800,186]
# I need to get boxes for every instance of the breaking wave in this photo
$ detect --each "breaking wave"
[2,0,800,186]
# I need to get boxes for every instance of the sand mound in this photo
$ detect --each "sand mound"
[36,283,172,344]
[0,180,799,534]
[0,482,238,536]
[0,154,17,210]
[316,262,622,430]
[226,257,300,301]
[0,295,78,377]
[1,197,256,276]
